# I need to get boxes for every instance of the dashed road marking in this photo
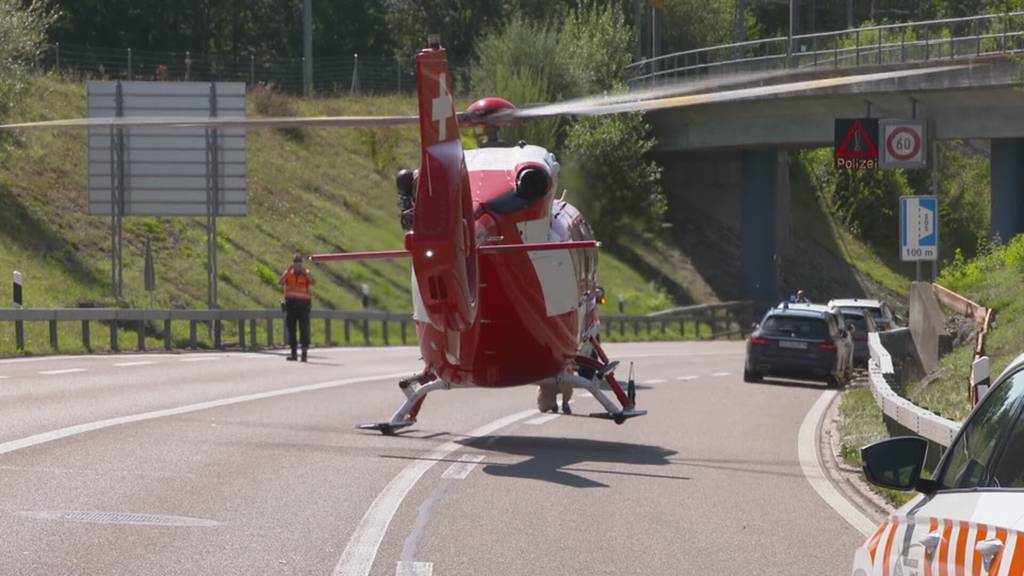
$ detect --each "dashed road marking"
[676,375,698,381]
[0,376,9,380]
[524,413,561,426]
[395,562,433,576]
[38,369,87,375]
[578,392,593,398]
[180,357,220,363]
[642,378,667,384]
[332,408,538,576]
[441,455,485,480]
[711,372,732,377]
[114,361,156,367]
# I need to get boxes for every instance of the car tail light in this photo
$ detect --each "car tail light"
[750,336,770,346]
[817,342,837,351]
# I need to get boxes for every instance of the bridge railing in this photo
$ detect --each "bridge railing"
[629,11,1024,86]
[0,302,759,355]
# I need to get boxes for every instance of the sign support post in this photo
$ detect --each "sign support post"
[110,80,126,301]
[207,82,220,311]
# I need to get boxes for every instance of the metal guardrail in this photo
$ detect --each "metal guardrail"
[0,308,416,352]
[868,332,960,448]
[0,304,757,354]
[629,11,1024,86]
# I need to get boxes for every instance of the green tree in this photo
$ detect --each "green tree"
[563,113,664,239]
[0,0,54,123]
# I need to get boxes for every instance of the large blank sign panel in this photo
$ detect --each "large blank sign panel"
[87,81,248,216]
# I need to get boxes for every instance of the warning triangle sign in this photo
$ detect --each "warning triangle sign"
[836,119,879,158]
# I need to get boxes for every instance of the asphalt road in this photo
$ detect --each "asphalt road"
[0,342,867,575]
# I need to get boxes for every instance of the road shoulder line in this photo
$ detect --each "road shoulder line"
[798,390,878,537]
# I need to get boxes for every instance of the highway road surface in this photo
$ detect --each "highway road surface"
[0,342,870,575]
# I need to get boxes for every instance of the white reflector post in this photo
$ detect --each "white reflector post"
[12,270,23,309]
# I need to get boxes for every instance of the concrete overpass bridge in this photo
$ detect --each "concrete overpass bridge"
[627,12,1024,303]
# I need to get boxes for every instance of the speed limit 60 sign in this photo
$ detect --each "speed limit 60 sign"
[880,120,927,169]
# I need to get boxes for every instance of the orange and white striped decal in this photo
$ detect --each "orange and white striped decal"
[868,520,891,566]
[1004,531,1024,576]
[880,516,897,573]
[987,528,1011,573]
[970,524,989,576]
[939,519,955,576]
[924,517,940,576]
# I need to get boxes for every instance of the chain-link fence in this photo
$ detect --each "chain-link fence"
[41,43,472,95]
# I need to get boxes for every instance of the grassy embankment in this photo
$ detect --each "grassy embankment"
[0,75,683,355]
[835,237,1024,506]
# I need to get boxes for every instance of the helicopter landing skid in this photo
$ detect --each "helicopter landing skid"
[358,376,450,435]
[358,420,415,436]
[586,409,648,425]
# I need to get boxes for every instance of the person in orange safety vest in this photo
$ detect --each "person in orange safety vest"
[279,254,316,362]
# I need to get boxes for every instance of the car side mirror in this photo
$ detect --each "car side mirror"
[751,323,759,331]
[971,356,992,406]
[861,437,929,492]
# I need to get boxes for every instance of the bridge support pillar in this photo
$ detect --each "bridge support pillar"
[741,149,784,305]
[991,139,1024,243]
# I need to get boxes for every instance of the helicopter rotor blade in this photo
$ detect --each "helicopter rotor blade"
[0,114,419,131]
[499,63,966,122]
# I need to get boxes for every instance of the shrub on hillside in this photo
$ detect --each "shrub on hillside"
[0,0,54,125]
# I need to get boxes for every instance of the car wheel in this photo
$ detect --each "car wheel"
[743,368,762,383]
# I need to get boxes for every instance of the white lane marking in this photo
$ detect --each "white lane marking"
[524,413,561,426]
[711,372,732,377]
[578,392,593,398]
[441,455,485,480]
[333,408,538,576]
[676,375,698,381]
[114,361,156,367]
[798,390,876,537]
[642,378,667,384]
[180,357,220,363]
[0,376,9,380]
[38,369,87,375]
[395,561,433,576]
[0,371,411,457]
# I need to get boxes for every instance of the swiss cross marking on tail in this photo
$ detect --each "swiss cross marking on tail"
[431,73,453,141]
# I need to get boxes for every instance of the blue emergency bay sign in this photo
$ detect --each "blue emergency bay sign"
[900,195,938,261]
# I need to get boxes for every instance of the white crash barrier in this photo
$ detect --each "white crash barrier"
[868,332,960,447]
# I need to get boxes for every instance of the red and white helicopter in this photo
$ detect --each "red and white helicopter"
[1,35,962,434]
[311,37,643,433]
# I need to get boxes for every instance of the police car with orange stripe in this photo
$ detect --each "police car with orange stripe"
[852,352,1024,575]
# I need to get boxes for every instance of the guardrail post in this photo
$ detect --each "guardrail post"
[363,319,370,345]
[266,318,274,347]
[49,319,58,350]
[189,321,197,349]
[249,319,257,350]
[660,320,666,335]
[833,39,839,68]
[855,30,861,65]
[213,320,222,350]
[382,320,389,345]
[110,320,119,352]
[633,320,640,336]
[14,319,24,351]
[619,320,624,337]
[877,29,883,64]
[925,29,930,60]
[136,320,145,351]
[901,28,907,62]
[164,319,172,350]
[324,318,332,346]
[344,319,351,344]
[401,320,408,345]
[238,319,246,348]
[82,320,91,351]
